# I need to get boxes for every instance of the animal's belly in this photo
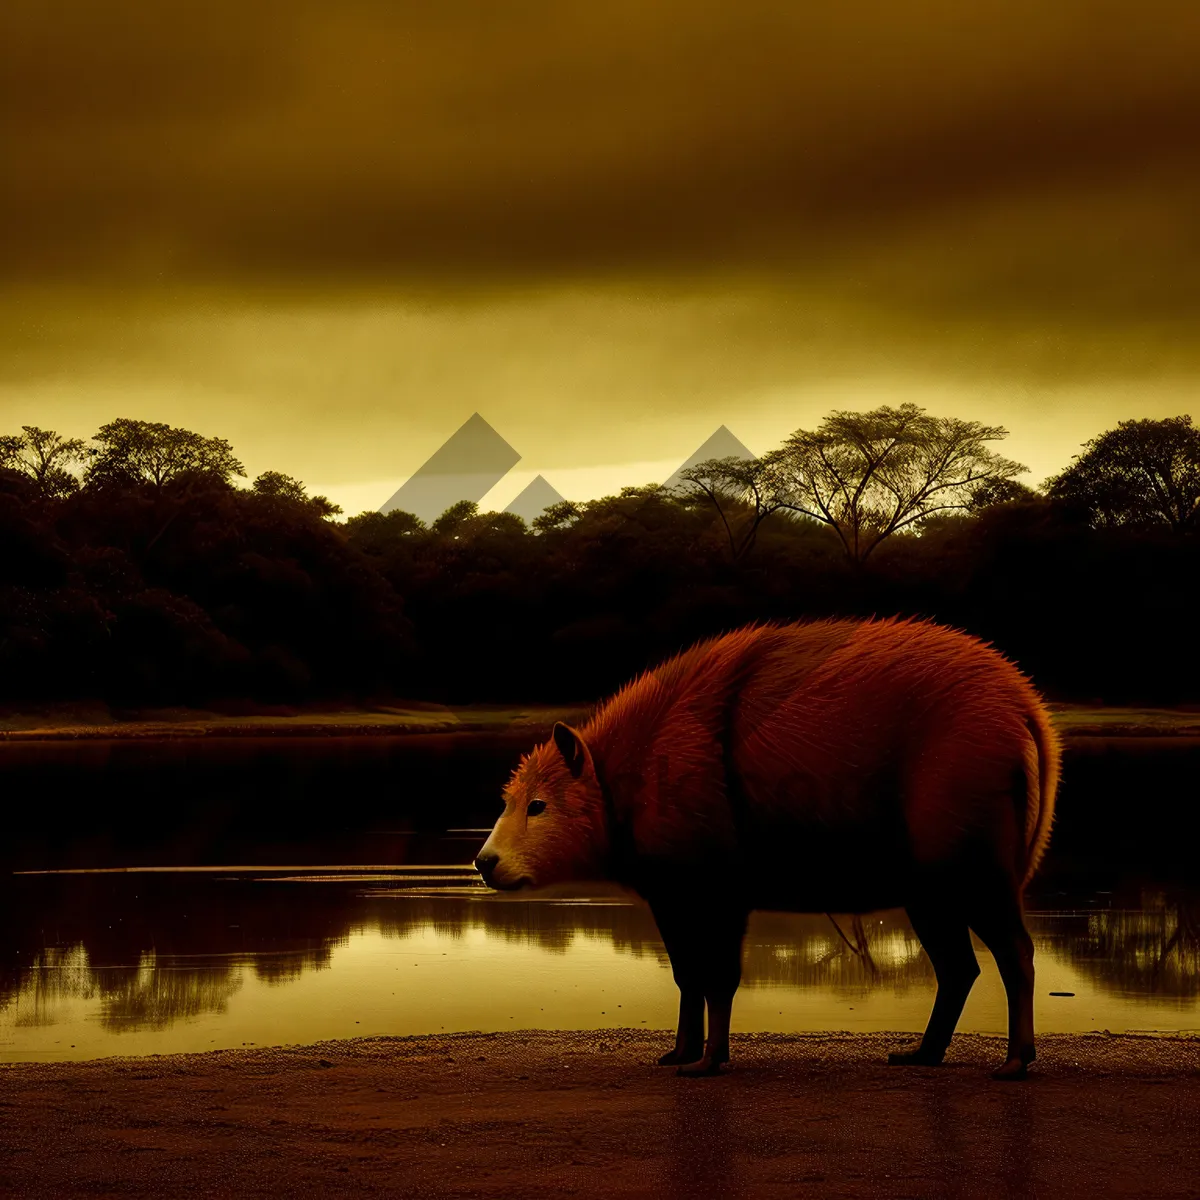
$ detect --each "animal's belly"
[742,822,910,915]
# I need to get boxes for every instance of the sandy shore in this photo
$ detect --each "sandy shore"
[2,1031,1198,1198]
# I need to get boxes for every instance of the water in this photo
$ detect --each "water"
[2,862,1197,1063]
[2,734,1198,1063]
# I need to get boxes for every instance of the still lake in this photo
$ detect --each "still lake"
[2,734,1198,1062]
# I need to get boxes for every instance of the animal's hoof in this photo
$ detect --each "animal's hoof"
[676,1056,723,1077]
[991,1057,1029,1081]
[657,1049,698,1066]
[887,1048,944,1067]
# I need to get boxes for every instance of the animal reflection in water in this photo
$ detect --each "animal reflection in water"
[477,619,1062,1079]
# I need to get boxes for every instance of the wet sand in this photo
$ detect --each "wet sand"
[2,1031,1198,1198]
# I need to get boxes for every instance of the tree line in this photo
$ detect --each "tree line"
[0,408,1196,708]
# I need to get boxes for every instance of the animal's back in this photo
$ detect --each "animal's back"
[730,621,1058,902]
[588,619,1059,911]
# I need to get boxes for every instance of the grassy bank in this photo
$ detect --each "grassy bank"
[0,701,1198,741]
[0,701,593,741]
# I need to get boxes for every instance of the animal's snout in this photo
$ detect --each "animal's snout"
[474,852,499,882]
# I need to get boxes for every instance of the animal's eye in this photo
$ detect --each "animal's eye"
[527,799,547,817]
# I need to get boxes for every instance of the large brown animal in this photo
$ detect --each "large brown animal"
[475,618,1060,1080]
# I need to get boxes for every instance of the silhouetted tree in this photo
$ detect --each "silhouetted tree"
[1047,415,1200,532]
[967,477,1039,511]
[769,403,1027,562]
[0,426,87,499]
[676,454,794,561]
[430,499,480,536]
[251,470,342,519]
[343,508,426,546]
[86,419,245,491]
[531,499,583,532]
[1,410,1197,709]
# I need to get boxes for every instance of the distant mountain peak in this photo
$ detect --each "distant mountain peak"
[504,474,566,523]
[662,426,755,492]
[379,413,521,521]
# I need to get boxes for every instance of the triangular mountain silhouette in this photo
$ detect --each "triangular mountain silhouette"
[504,475,566,523]
[380,413,521,522]
[662,426,755,492]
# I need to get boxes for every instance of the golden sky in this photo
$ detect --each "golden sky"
[3,1,1198,513]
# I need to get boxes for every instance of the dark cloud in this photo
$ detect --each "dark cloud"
[3,0,1197,508]
[4,0,1200,308]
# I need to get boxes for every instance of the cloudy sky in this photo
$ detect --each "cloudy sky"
[3,1,1198,513]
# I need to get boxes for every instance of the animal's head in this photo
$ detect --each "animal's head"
[474,722,608,890]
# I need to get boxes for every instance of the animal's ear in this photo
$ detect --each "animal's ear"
[552,722,593,780]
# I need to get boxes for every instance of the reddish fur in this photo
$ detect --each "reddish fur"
[485,618,1062,1076]
[499,617,1059,901]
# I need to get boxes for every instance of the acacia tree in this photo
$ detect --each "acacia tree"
[85,418,245,490]
[0,425,88,498]
[768,403,1027,562]
[676,454,793,561]
[1047,416,1200,533]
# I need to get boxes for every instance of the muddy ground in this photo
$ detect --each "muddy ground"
[2,1031,1198,1198]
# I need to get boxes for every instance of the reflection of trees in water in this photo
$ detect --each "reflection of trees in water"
[745,911,931,993]
[3,878,1198,1037]
[0,875,356,1033]
[366,896,933,993]
[96,955,243,1030]
[1,883,933,1033]
[1036,891,1200,999]
[2,944,322,1033]
[5,945,98,1027]
[251,944,338,985]
[369,895,668,959]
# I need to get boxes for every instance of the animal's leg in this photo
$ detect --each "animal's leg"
[676,907,749,1078]
[649,901,707,1066]
[659,985,705,1067]
[968,888,1036,1081]
[889,904,980,1067]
